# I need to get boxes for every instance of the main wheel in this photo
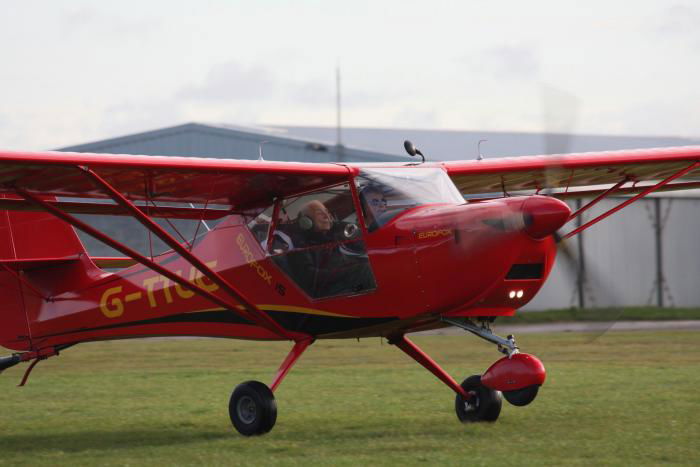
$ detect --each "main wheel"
[454,375,502,423]
[229,381,277,436]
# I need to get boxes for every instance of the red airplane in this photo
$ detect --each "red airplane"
[1,143,699,436]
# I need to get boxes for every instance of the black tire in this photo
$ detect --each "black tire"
[454,375,502,423]
[229,380,277,436]
[503,384,540,407]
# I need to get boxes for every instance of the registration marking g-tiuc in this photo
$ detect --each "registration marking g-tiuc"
[99,262,219,318]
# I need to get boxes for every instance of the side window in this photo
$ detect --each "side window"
[269,183,377,300]
[245,205,274,251]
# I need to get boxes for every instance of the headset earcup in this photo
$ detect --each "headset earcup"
[298,215,313,231]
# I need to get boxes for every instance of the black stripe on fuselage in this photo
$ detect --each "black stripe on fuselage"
[37,310,396,339]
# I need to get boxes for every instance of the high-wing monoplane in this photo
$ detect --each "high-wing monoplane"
[1,143,698,435]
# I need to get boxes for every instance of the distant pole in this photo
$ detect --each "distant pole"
[576,198,586,309]
[336,65,342,147]
[654,198,664,307]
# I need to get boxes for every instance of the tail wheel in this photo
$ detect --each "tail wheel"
[455,375,502,423]
[229,381,277,436]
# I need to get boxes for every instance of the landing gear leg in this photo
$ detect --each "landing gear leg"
[443,317,546,407]
[229,338,313,436]
[388,334,503,423]
[442,317,519,357]
[388,334,469,398]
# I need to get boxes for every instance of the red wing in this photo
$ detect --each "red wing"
[444,146,700,196]
[0,150,349,208]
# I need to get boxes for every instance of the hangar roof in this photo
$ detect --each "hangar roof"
[58,122,409,164]
[276,125,700,161]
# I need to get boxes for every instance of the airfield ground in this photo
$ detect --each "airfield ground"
[1,329,698,466]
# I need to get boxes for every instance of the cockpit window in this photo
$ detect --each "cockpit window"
[356,167,464,231]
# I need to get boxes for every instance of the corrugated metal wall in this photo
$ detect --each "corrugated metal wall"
[524,196,700,310]
[661,198,700,307]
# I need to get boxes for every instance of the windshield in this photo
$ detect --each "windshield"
[355,167,464,231]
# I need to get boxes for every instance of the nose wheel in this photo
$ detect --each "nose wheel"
[390,332,544,429]
[454,375,502,422]
[502,384,540,406]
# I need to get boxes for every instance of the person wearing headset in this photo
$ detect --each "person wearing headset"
[299,200,333,241]
[290,199,373,298]
[359,185,387,232]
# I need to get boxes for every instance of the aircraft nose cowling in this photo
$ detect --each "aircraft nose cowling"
[522,196,571,239]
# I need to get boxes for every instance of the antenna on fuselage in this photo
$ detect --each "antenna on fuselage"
[258,141,269,161]
[403,140,425,163]
[477,139,487,160]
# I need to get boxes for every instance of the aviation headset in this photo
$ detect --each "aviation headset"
[296,202,335,231]
[297,214,314,231]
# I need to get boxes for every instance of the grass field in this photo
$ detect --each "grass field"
[504,306,700,323]
[1,330,699,466]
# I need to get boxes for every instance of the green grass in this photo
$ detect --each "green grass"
[505,306,700,323]
[1,331,699,466]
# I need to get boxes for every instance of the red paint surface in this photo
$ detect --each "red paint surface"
[0,193,567,351]
[481,353,547,391]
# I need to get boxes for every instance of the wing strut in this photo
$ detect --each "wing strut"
[566,177,628,222]
[14,186,305,342]
[78,167,300,341]
[562,161,700,240]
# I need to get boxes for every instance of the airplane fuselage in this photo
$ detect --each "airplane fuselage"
[12,195,569,351]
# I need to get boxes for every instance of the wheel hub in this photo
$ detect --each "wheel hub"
[237,395,257,424]
[463,391,479,412]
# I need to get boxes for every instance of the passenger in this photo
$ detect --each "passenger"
[360,185,388,232]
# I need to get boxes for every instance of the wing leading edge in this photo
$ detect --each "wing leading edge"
[4,146,700,210]
[0,150,350,209]
[443,146,700,197]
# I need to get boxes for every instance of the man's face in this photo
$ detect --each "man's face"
[365,191,387,217]
[309,203,332,231]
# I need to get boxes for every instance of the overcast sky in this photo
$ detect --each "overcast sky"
[1,1,699,150]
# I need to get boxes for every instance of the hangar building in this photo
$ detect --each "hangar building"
[58,123,700,310]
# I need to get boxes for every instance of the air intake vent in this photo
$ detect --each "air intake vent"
[506,263,544,280]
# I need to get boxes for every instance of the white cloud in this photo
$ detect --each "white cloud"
[177,61,276,102]
[472,45,541,81]
[99,99,184,139]
[657,4,700,37]
[58,6,158,41]
[1,1,700,149]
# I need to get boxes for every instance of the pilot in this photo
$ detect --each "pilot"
[300,199,334,243]
[290,199,374,298]
[360,185,387,232]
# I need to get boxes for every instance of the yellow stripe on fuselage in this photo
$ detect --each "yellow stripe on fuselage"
[180,305,354,318]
